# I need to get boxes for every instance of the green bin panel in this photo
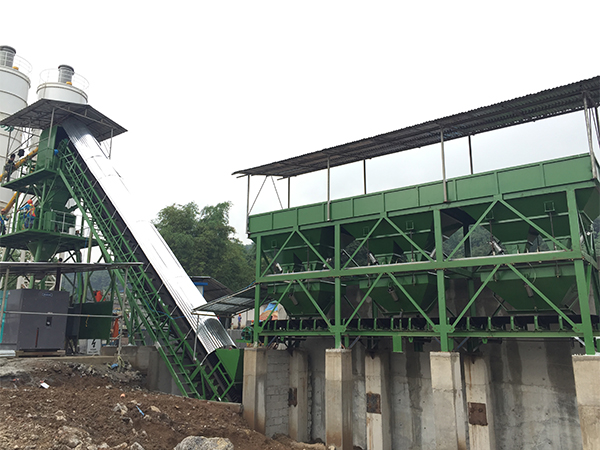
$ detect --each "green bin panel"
[384,187,419,211]
[248,213,273,233]
[544,157,592,186]
[330,198,353,220]
[353,194,383,216]
[272,210,296,229]
[215,348,244,384]
[455,173,498,201]
[78,302,114,340]
[419,183,443,206]
[498,166,544,193]
[298,204,325,225]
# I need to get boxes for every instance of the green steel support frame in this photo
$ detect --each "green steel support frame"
[248,154,600,355]
[0,125,241,401]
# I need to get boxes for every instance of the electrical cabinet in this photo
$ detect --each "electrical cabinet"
[0,289,69,351]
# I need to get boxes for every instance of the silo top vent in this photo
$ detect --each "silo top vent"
[58,65,74,84]
[0,45,16,68]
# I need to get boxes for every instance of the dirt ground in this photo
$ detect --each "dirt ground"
[0,357,319,450]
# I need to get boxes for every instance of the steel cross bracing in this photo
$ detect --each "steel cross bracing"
[55,139,239,401]
[249,155,600,355]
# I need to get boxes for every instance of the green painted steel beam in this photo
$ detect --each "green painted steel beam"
[256,250,584,282]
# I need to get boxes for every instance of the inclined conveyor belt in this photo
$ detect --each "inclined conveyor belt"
[62,118,234,354]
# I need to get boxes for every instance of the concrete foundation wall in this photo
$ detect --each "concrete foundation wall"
[390,347,436,450]
[487,340,581,449]
[265,348,290,437]
[113,340,584,449]
[573,354,600,450]
[250,337,583,449]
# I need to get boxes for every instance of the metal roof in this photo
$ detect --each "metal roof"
[190,276,233,302]
[0,98,127,142]
[234,76,600,178]
[194,284,259,317]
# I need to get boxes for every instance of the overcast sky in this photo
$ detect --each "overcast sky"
[3,2,600,243]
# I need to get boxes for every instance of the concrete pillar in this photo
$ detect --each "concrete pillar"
[365,351,392,450]
[242,347,268,434]
[289,349,309,443]
[573,355,600,450]
[464,355,496,450]
[430,352,467,450]
[325,348,353,450]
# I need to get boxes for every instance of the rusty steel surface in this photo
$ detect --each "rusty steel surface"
[468,402,488,426]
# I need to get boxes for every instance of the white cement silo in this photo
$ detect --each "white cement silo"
[0,45,31,208]
[36,64,88,104]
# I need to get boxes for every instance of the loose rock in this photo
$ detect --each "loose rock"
[174,436,234,450]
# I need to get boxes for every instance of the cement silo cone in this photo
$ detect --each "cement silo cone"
[269,280,340,317]
[341,211,435,265]
[359,273,438,315]
[262,226,351,272]
[480,264,579,312]
[462,192,572,253]
[465,182,599,312]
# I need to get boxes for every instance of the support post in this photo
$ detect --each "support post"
[253,235,262,344]
[108,128,114,159]
[365,351,392,450]
[566,188,595,354]
[0,267,9,341]
[242,347,268,434]
[363,159,367,195]
[468,135,474,175]
[118,267,129,358]
[464,355,496,450]
[327,156,331,221]
[289,349,308,443]
[333,223,343,348]
[325,348,353,450]
[434,209,450,350]
[246,175,250,234]
[583,95,598,179]
[430,352,468,450]
[440,129,448,202]
[573,355,600,450]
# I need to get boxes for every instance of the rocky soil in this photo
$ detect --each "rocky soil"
[0,358,324,450]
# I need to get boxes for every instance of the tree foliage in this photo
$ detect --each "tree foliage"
[153,202,254,292]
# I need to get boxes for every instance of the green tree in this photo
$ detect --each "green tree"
[153,201,254,291]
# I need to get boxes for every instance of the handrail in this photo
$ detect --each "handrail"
[0,54,32,75]
[38,68,89,91]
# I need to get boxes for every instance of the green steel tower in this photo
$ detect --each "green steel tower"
[0,100,242,401]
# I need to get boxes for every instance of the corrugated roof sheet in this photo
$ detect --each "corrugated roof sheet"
[190,276,233,302]
[0,98,127,142]
[194,284,258,316]
[234,76,600,178]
